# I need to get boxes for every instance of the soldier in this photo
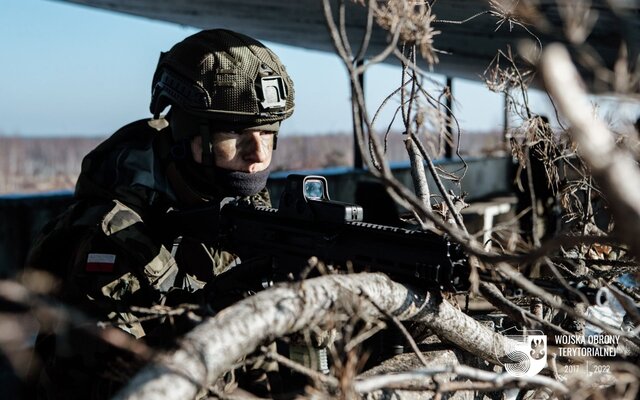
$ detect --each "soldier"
[27,29,294,399]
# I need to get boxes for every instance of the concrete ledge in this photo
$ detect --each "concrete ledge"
[0,191,74,277]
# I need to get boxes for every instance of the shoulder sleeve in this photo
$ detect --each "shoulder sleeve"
[28,199,180,338]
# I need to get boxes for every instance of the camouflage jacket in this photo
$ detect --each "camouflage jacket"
[27,119,271,340]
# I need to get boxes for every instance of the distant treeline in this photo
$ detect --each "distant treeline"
[0,131,503,194]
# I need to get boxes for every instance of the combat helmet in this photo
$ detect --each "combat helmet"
[150,29,295,130]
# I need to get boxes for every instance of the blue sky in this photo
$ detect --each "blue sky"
[1,0,561,138]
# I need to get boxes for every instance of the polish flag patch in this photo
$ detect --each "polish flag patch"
[86,253,116,273]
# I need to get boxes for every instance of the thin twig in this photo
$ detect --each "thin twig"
[259,345,339,388]
[357,289,430,368]
[479,282,572,336]
[354,364,570,394]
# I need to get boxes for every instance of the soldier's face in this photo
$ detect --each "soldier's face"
[190,130,275,173]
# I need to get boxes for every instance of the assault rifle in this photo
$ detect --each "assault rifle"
[166,174,469,292]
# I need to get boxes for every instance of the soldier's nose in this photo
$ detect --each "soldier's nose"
[243,132,268,172]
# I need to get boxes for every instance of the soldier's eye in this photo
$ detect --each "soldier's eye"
[215,131,240,138]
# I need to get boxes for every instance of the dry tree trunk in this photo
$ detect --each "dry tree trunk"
[405,136,431,210]
[113,273,519,400]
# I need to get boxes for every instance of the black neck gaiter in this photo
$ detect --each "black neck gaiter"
[212,166,270,197]
[177,157,270,199]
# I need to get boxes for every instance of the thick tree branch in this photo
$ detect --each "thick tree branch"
[113,273,519,400]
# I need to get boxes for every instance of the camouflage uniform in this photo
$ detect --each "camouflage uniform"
[27,28,293,399]
[27,120,272,398]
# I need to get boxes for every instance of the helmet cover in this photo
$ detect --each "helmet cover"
[150,29,295,127]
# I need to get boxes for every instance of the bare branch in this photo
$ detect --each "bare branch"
[354,363,569,395]
[113,273,520,400]
[541,43,640,260]
[479,282,572,336]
